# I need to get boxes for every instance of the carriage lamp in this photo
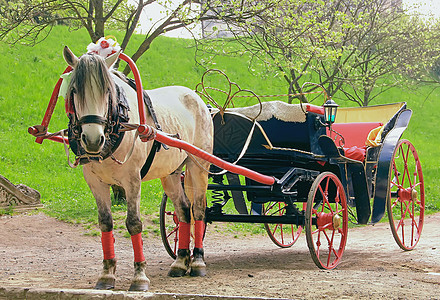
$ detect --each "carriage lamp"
[323,99,339,125]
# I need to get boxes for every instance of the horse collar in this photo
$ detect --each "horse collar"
[67,83,130,164]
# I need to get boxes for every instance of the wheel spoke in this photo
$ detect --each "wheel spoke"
[390,198,399,210]
[326,230,335,267]
[316,230,321,257]
[271,223,280,235]
[391,161,402,187]
[166,226,179,239]
[279,224,285,244]
[318,185,326,207]
[391,180,404,190]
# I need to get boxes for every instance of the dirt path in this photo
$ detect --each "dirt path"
[0,212,439,299]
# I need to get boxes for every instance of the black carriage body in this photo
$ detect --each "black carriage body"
[206,101,411,226]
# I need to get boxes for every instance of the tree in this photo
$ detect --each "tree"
[321,0,439,106]
[0,0,271,75]
[196,0,440,106]
[197,0,345,103]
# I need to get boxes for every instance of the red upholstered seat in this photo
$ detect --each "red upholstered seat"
[328,122,383,161]
[343,146,366,161]
[331,122,383,148]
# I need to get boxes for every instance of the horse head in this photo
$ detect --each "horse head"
[63,46,120,155]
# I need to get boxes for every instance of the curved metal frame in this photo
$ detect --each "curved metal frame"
[371,109,412,223]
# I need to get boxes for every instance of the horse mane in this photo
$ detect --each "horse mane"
[68,53,117,113]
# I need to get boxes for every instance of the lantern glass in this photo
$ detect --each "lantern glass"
[324,99,338,125]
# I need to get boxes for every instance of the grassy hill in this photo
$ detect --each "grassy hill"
[0,26,438,233]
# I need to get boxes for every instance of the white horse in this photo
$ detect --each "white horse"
[63,46,213,291]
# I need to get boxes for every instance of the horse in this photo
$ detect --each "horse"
[62,46,213,291]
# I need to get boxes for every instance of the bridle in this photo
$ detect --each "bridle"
[67,84,130,164]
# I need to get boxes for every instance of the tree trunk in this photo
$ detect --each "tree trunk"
[93,0,105,41]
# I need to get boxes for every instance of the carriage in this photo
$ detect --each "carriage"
[159,70,424,270]
[28,47,424,287]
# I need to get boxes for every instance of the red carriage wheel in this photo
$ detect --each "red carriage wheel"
[159,193,180,259]
[387,139,425,251]
[263,201,303,248]
[305,172,348,270]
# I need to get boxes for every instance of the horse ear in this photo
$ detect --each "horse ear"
[63,46,78,68]
[105,50,121,69]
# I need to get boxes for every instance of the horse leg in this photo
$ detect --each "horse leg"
[83,172,117,290]
[185,161,209,277]
[124,178,150,291]
[161,171,192,277]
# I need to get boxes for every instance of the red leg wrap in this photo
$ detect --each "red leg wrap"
[101,231,115,260]
[131,233,145,262]
[178,222,191,249]
[194,220,205,249]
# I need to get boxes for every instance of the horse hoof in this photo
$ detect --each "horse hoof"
[95,258,117,289]
[189,266,207,277]
[190,247,206,277]
[190,247,207,277]
[94,278,115,290]
[167,267,188,277]
[168,249,190,277]
[129,261,150,291]
[128,281,149,292]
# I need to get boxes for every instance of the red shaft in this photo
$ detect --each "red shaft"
[35,66,72,144]
[119,53,147,125]
[154,131,276,186]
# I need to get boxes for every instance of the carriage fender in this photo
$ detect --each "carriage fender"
[371,109,412,224]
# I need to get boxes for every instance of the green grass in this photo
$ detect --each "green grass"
[0,26,438,236]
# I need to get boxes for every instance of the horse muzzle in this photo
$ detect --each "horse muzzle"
[81,131,105,154]
[78,115,108,154]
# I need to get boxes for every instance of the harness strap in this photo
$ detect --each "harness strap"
[140,140,161,179]
[78,115,107,126]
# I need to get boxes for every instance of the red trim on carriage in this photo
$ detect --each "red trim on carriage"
[306,104,325,115]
